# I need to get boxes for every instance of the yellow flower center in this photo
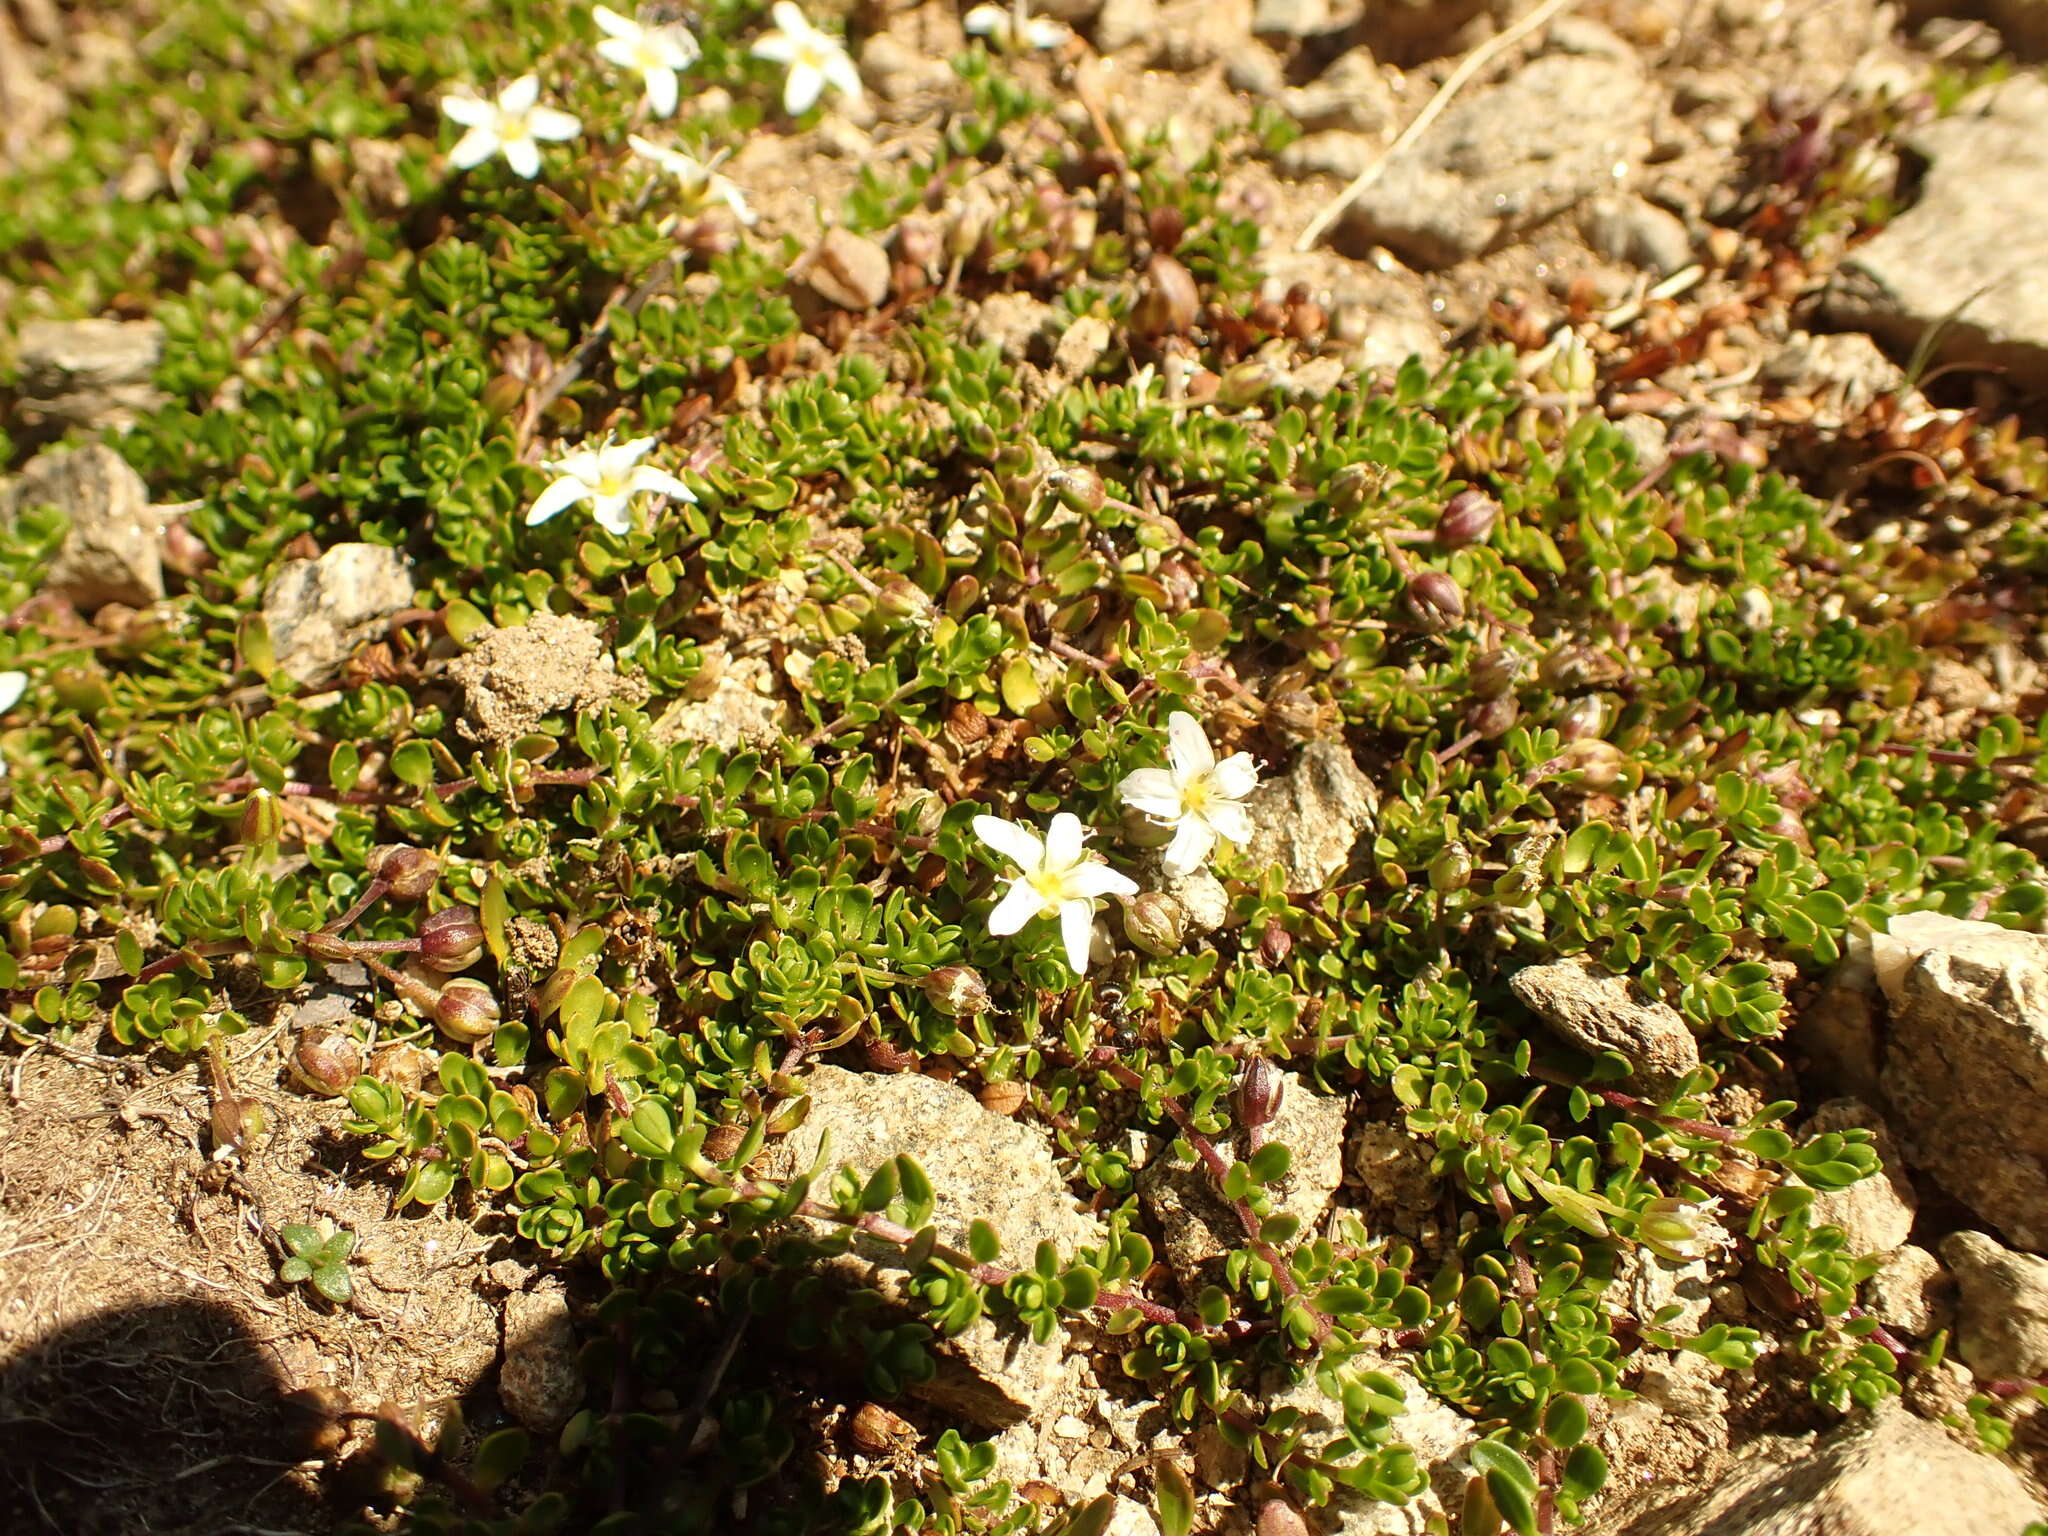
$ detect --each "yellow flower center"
[1029,867,1074,904]
[596,471,628,498]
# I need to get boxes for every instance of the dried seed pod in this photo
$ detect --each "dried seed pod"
[703,1123,747,1161]
[1468,647,1522,700]
[1404,570,1466,633]
[849,1401,916,1453]
[920,965,991,1017]
[945,700,991,746]
[417,904,486,972]
[1258,919,1294,967]
[1147,203,1185,253]
[210,1095,269,1162]
[1436,489,1500,548]
[1132,254,1199,338]
[368,1042,435,1093]
[1555,694,1609,743]
[434,977,501,1043]
[290,1027,363,1097]
[1538,644,1624,691]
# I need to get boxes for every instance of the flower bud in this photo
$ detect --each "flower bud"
[1147,203,1185,254]
[1258,918,1294,967]
[368,844,440,902]
[1234,1055,1284,1131]
[877,576,934,626]
[417,904,486,972]
[1404,570,1465,633]
[211,1095,269,1161]
[1466,692,1521,739]
[1468,647,1522,701]
[1436,489,1500,548]
[481,374,525,420]
[1216,359,1279,409]
[1539,644,1624,691]
[1132,253,1199,338]
[1429,843,1474,893]
[1326,461,1385,514]
[1120,804,1176,849]
[1046,465,1106,515]
[434,977,501,1043]
[1118,892,1187,957]
[1637,1196,1723,1262]
[920,965,991,1017]
[1561,738,1625,789]
[289,1026,362,1097]
[1257,1500,1310,1536]
[1555,694,1609,743]
[239,789,283,851]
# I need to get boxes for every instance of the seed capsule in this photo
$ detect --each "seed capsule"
[1234,1054,1284,1131]
[417,905,485,972]
[367,844,440,902]
[1132,254,1199,338]
[920,965,991,1017]
[1119,892,1187,957]
[1468,647,1522,700]
[290,1027,363,1097]
[368,1042,435,1093]
[1436,489,1500,548]
[434,978,501,1043]
[1404,570,1466,633]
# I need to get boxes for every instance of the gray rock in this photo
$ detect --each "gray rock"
[1252,0,1329,39]
[260,542,416,686]
[1866,1243,1951,1339]
[1762,332,1905,426]
[1510,960,1701,1097]
[1093,0,1159,51]
[7,444,164,610]
[971,292,1058,362]
[1545,14,1638,58]
[1339,53,1656,269]
[655,647,791,751]
[448,612,639,748]
[1278,131,1382,183]
[1794,971,1883,1103]
[1140,1069,1345,1287]
[1241,739,1377,893]
[1634,1349,1728,1419]
[1225,45,1289,98]
[1581,194,1693,277]
[1876,920,2048,1249]
[1162,867,1229,933]
[499,1282,582,1433]
[16,318,164,428]
[1822,75,2048,390]
[1942,1229,2048,1381]
[774,1066,1106,1427]
[1611,1401,2044,1535]
[1285,48,1399,134]
[1348,1122,1439,1219]
[1799,1100,1916,1257]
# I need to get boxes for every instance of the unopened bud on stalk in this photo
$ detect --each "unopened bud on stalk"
[1429,843,1474,893]
[1561,738,1625,788]
[368,1042,435,1093]
[289,1027,362,1097]
[920,965,990,1017]
[239,789,283,851]
[1118,892,1187,957]
[1132,253,1199,338]
[1468,647,1522,700]
[417,905,486,972]
[1436,489,1501,548]
[435,977,501,1042]
[1216,360,1279,409]
[877,576,934,625]
[1234,1054,1284,1131]
[211,1096,269,1161]
[1556,694,1609,743]
[1046,465,1106,515]
[1257,1500,1310,1536]
[1467,693,1521,739]
[1405,570,1466,633]
[368,844,440,902]
[1258,919,1294,968]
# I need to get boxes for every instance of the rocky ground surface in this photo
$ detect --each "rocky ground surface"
[4,0,2048,1532]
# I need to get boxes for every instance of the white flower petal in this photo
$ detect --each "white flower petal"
[1025,17,1068,46]
[1059,901,1095,974]
[1161,816,1218,877]
[550,447,604,484]
[1209,751,1259,800]
[528,106,582,142]
[822,50,864,103]
[972,814,1043,871]
[782,59,824,115]
[1042,812,1086,871]
[596,36,640,69]
[448,125,500,169]
[1118,768,1181,818]
[590,491,635,535]
[526,475,592,525]
[502,135,542,178]
[1066,862,1139,900]
[987,877,1044,937]
[770,1,811,36]
[751,32,799,63]
[1204,801,1253,847]
[720,181,757,223]
[964,4,1002,35]
[1166,711,1215,779]
[440,93,494,127]
[651,25,700,68]
[0,672,27,713]
[499,74,541,115]
[644,64,679,117]
[628,465,696,503]
[592,4,637,41]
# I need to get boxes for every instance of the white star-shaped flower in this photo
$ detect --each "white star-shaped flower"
[964,2,1069,50]
[527,434,694,537]
[593,5,699,118]
[628,135,757,224]
[0,670,24,780]
[751,1,863,117]
[1118,711,1259,878]
[973,811,1138,975]
[440,75,582,180]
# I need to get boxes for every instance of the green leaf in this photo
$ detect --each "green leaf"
[1248,1142,1292,1185]
[1155,1461,1195,1536]
[472,1427,531,1492]
[390,740,435,790]
[312,1264,353,1304]
[1544,1394,1589,1447]
[968,1219,1001,1265]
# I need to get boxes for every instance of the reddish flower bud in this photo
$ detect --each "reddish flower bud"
[368,844,440,902]
[1405,570,1466,633]
[920,965,991,1017]
[1235,1054,1284,1131]
[289,1027,362,1097]
[434,977,501,1043]
[1437,489,1500,548]
[417,904,485,972]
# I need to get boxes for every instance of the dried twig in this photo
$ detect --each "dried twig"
[1294,0,1581,251]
